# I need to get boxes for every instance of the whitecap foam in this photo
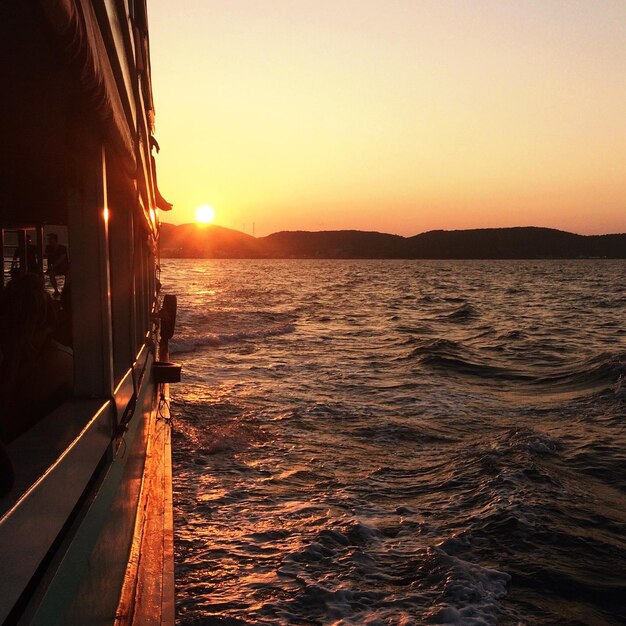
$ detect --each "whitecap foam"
[501,427,558,456]
[170,323,295,354]
[422,547,511,625]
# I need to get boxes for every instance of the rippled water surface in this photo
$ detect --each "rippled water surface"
[163,259,626,625]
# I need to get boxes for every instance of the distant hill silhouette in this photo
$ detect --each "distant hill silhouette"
[407,227,626,259]
[160,224,626,259]
[160,223,262,258]
[262,230,406,258]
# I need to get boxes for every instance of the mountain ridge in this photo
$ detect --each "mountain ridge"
[160,224,626,259]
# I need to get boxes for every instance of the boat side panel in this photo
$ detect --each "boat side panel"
[26,358,157,626]
[0,399,105,517]
[0,401,112,625]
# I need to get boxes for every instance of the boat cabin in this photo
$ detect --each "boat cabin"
[0,1,174,623]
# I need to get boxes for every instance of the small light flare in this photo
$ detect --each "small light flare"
[196,204,216,224]
[103,206,109,223]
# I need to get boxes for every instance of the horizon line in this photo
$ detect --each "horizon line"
[161,223,626,239]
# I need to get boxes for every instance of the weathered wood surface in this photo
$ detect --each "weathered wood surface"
[115,387,175,626]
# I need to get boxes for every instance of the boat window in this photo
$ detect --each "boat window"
[0,229,74,443]
[1,227,43,283]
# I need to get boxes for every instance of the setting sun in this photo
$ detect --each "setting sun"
[195,205,216,224]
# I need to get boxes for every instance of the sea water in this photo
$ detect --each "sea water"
[163,259,626,625]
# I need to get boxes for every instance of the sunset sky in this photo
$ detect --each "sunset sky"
[149,0,626,236]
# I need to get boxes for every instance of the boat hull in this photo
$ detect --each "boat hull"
[0,356,174,625]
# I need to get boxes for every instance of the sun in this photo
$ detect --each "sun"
[195,204,216,224]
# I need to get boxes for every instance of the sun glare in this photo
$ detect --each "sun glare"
[195,205,216,224]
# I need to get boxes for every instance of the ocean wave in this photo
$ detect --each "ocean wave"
[407,340,626,394]
[533,351,626,392]
[353,420,456,444]
[403,338,464,360]
[463,427,560,481]
[278,523,510,625]
[595,296,626,309]
[420,547,510,626]
[396,324,436,336]
[444,303,479,322]
[170,323,296,354]
[498,427,559,455]
[421,354,532,381]
[403,336,533,381]
[496,329,527,341]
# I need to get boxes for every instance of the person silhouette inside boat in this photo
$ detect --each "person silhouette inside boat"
[0,274,73,443]
[45,232,69,297]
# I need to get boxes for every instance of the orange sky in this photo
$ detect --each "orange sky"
[149,0,626,236]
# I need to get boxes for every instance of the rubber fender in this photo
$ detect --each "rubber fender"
[160,294,177,340]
